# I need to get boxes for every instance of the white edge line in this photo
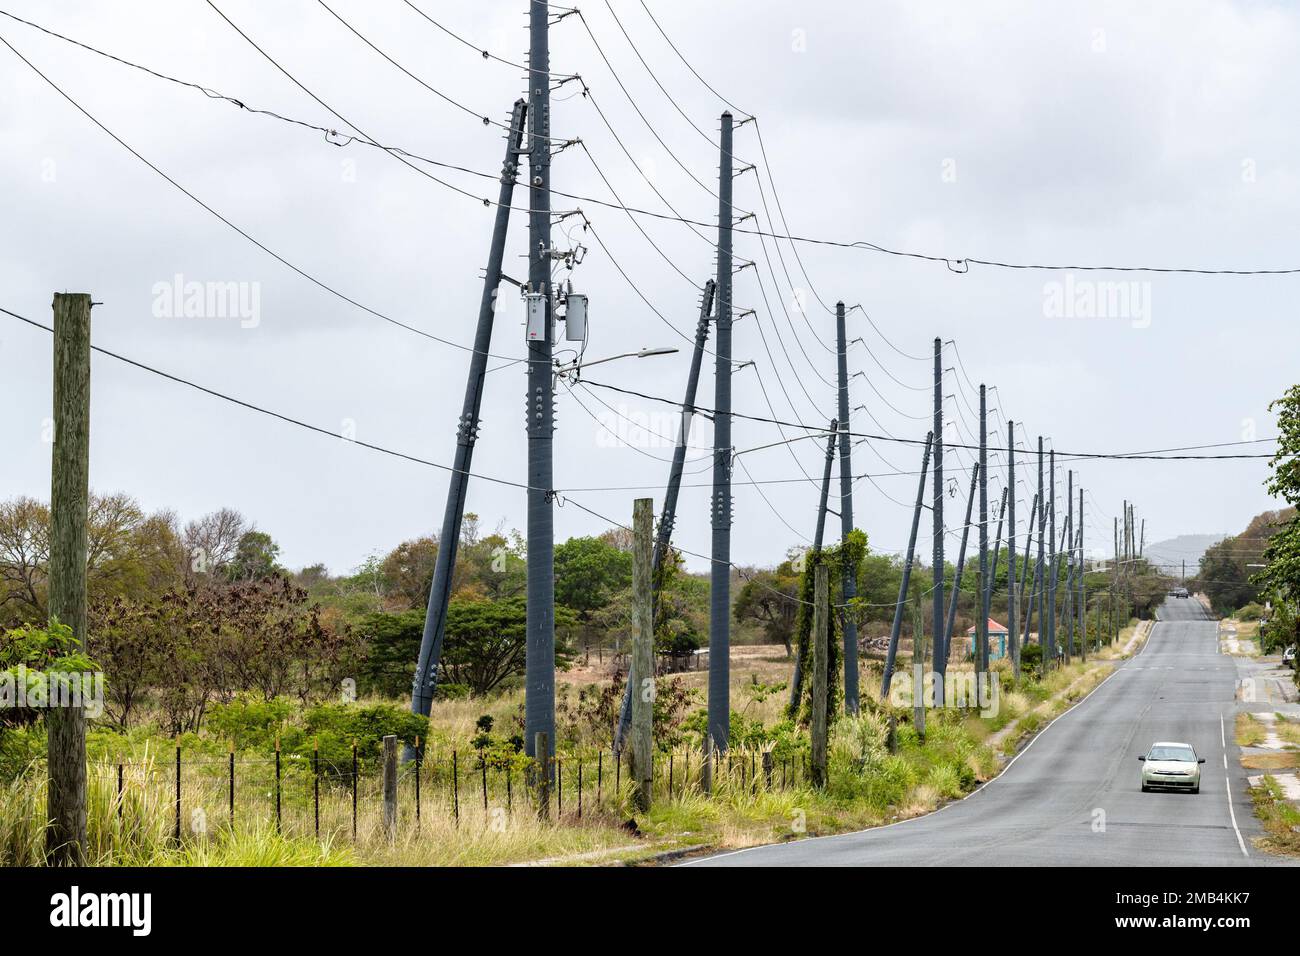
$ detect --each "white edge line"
[1222,713,1249,858]
[679,619,1158,866]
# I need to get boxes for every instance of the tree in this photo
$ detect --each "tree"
[554,536,633,620]
[183,508,250,579]
[733,557,801,655]
[440,597,577,695]
[225,530,282,582]
[379,536,438,609]
[356,609,424,697]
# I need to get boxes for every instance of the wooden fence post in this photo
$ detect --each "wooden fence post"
[630,497,654,812]
[535,731,550,820]
[46,292,92,865]
[382,734,398,841]
[701,733,714,795]
[811,564,829,788]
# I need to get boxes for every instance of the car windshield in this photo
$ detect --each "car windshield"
[1149,746,1195,762]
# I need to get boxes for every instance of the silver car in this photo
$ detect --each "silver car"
[1139,742,1204,794]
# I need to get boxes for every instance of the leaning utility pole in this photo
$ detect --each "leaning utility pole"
[835,301,859,714]
[882,433,933,697]
[942,462,979,665]
[977,385,989,676]
[707,111,735,752]
[1007,422,1018,675]
[613,280,715,754]
[410,100,527,736]
[788,421,839,711]
[48,292,92,865]
[985,486,1008,616]
[1020,492,1038,666]
[932,338,946,683]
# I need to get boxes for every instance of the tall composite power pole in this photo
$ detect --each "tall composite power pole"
[708,111,735,751]
[524,3,555,764]
[977,385,989,675]
[1036,437,1046,656]
[836,302,859,714]
[932,338,945,685]
[410,100,527,736]
[1047,448,1057,664]
[1078,485,1086,659]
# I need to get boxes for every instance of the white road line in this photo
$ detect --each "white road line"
[1222,713,1248,858]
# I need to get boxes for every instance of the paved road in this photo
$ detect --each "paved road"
[687,598,1278,866]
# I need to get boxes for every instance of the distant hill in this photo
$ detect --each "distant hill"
[1144,534,1225,577]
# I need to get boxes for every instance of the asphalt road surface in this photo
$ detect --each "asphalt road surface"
[686,598,1278,866]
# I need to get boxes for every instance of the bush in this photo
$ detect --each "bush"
[207,697,297,750]
[1018,644,1043,680]
[1237,603,1265,622]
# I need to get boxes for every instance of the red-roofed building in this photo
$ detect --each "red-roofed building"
[965,618,1009,660]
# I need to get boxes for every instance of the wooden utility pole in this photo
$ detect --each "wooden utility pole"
[811,564,829,788]
[47,292,92,865]
[629,497,654,812]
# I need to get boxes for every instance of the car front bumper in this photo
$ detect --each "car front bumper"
[1142,771,1200,789]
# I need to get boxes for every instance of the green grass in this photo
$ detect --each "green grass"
[1249,774,1300,856]
[1237,713,1267,748]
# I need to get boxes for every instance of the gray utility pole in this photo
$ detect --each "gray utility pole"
[977,385,989,676]
[788,420,839,711]
[1019,493,1039,669]
[1078,485,1086,661]
[1066,470,1074,660]
[48,292,92,865]
[410,100,527,739]
[942,462,980,666]
[613,279,715,754]
[985,487,1008,615]
[1047,448,1057,664]
[1036,437,1046,656]
[932,338,946,682]
[835,301,859,714]
[523,0,556,768]
[1122,500,1128,561]
[1140,518,1145,559]
[708,111,735,752]
[1007,421,1018,675]
[882,433,934,697]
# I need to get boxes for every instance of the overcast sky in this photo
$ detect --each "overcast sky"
[2,0,1296,577]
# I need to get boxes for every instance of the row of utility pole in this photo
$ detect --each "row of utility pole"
[406,1,1147,788]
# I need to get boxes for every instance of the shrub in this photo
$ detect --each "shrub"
[1237,603,1265,622]
[1018,644,1043,680]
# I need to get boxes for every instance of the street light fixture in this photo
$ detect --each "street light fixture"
[554,346,679,380]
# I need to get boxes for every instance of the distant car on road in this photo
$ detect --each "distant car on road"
[1171,587,1189,599]
[1139,742,1204,794]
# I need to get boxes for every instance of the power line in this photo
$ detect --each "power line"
[0,23,527,361]
[580,377,1288,461]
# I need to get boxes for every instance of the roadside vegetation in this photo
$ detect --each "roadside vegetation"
[0,484,1156,865]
